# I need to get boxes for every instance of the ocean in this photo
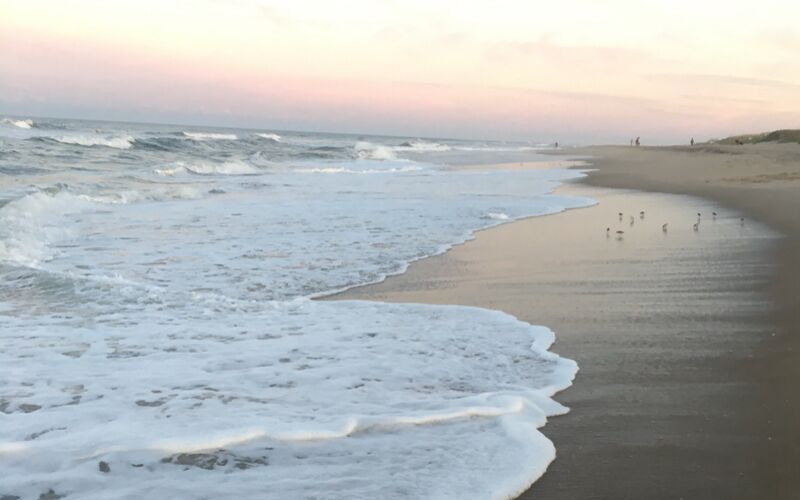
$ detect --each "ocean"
[0,117,593,499]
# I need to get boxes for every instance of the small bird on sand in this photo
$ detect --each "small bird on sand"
[639,211,645,219]
[693,222,700,231]
[662,223,668,232]
[712,212,717,218]
[630,215,635,226]
[618,212,623,220]
[697,212,702,218]
[615,230,624,240]
[606,227,611,236]
[740,217,745,225]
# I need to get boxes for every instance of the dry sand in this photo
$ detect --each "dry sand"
[327,143,800,499]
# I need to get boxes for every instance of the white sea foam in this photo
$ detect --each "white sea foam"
[89,187,202,204]
[183,131,238,141]
[296,165,423,174]
[395,139,452,152]
[1,118,33,129]
[0,187,201,267]
[55,134,135,149]
[0,300,575,500]
[487,212,510,220]
[256,132,282,142]
[154,160,258,176]
[0,192,94,266]
[355,141,397,160]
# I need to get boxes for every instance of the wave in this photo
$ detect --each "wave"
[292,145,350,160]
[296,165,423,174]
[0,191,95,266]
[132,136,185,152]
[54,134,135,150]
[182,132,238,141]
[1,118,34,129]
[0,186,201,267]
[154,160,259,176]
[355,140,450,160]
[354,141,396,160]
[249,151,278,168]
[256,133,282,142]
[396,140,451,152]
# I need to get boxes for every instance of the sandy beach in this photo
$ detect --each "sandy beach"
[328,143,800,499]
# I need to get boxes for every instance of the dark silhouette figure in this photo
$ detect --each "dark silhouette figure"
[635,136,640,146]
[690,138,694,146]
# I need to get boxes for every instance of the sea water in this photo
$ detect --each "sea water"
[0,117,592,499]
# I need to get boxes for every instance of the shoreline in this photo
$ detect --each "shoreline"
[328,144,800,498]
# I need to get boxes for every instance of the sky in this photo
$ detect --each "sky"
[1,0,800,143]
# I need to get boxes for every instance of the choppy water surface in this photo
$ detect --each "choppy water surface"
[0,117,591,499]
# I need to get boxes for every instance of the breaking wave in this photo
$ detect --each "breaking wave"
[396,140,451,152]
[183,132,238,141]
[256,133,282,142]
[355,141,396,160]
[154,160,259,176]
[1,118,34,129]
[54,134,135,150]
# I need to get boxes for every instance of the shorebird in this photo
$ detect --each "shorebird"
[615,230,624,240]
[639,211,645,219]
[662,223,668,232]
[740,217,745,225]
[606,227,611,237]
[712,211,717,217]
[618,212,623,220]
[630,215,635,226]
[693,222,700,231]
[697,212,702,218]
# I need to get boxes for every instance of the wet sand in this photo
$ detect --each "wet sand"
[328,143,800,499]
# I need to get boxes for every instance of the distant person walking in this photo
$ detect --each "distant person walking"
[635,136,640,146]
[690,137,694,146]
[555,141,559,148]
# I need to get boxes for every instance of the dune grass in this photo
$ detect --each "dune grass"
[714,129,800,145]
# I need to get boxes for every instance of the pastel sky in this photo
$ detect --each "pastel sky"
[2,0,799,143]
